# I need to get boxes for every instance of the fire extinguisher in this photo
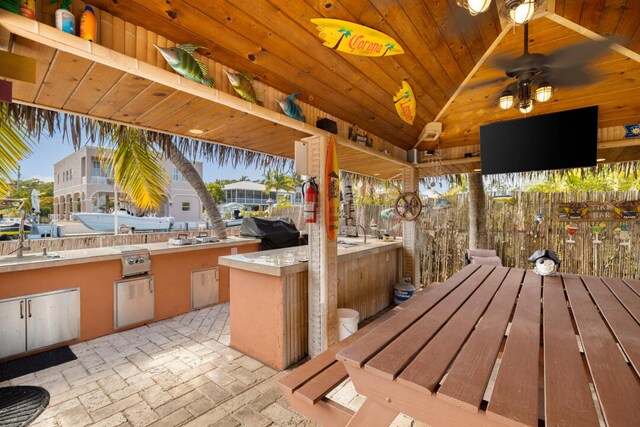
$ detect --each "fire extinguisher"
[303,177,319,223]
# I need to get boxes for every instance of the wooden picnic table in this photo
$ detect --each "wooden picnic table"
[336,264,640,427]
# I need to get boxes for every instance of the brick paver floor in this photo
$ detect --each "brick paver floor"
[0,303,315,426]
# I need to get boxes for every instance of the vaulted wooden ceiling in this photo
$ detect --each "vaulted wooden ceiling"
[3,0,640,178]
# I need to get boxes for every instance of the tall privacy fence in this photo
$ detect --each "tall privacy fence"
[419,191,640,284]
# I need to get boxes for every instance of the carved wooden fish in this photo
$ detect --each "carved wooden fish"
[277,93,305,122]
[223,70,262,106]
[154,44,214,88]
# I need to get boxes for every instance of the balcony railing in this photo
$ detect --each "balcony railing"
[82,176,114,185]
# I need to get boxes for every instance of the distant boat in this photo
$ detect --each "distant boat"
[0,221,31,239]
[74,210,173,232]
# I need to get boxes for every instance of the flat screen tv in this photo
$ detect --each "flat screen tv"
[479,106,598,175]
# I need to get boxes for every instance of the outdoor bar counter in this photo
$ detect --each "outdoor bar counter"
[0,237,259,360]
[219,237,403,370]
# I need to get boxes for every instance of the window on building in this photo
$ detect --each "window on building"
[173,167,180,182]
[92,161,101,176]
[181,202,191,212]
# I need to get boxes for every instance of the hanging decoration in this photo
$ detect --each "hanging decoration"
[348,125,372,147]
[534,212,544,225]
[311,18,404,57]
[276,93,305,122]
[623,123,640,139]
[616,225,631,247]
[591,222,605,244]
[325,136,340,241]
[223,70,262,105]
[613,201,639,219]
[393,81,416,125]
[565,224,579,243]
[493,195,516,204]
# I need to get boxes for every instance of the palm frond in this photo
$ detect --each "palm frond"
[0,104,33,196]
[106,127,169,210]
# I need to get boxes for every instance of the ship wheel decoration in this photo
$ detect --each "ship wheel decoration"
[394,192,423,221]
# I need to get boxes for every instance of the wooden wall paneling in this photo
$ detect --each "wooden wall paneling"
[562,0,585,23]
[63,63,125,113]
[579,0,606,30]
[146,30,157,67]
[112,15,125,54]
[100,11,113,49]
[124,21,136,57]
[87,74,152,119]
[135,25,147,62]
[34,50,93,109]
[613,0,640,44]
[595,0,627,37]
[10,37,55,102]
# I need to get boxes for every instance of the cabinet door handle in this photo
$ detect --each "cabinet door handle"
[148,279,153,294]
[20,300,24,319]
[27,299,32,318]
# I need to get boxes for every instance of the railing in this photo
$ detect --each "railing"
[81,176,113,185]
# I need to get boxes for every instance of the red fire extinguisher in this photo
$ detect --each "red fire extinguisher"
[303,177,319,223]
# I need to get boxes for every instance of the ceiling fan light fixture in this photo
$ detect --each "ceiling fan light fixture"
[518,99,534,114]
[506,0,537,25]
[499,91,514,110]
[535,82,553,102]
[456,0,492,16]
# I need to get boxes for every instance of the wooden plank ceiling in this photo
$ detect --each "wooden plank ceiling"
[4,1,640,178]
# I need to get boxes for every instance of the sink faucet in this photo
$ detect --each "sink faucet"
[16,211,31,258]
[356,224,367,245]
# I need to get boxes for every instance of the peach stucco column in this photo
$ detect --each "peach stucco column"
[402,167,421,287]
[305,135,338,357]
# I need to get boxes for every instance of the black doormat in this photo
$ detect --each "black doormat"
[0,386,50,427]
[0,347,77,383]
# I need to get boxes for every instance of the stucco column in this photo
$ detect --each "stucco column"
[65,195,70,220]
[401,167,421,287]
[305,135,338,357]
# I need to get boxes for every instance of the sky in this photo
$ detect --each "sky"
[17,133,265,183]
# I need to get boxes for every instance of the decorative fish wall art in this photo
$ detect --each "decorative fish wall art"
[311,18,404,57]
[277,93,305,122]
[154,44,214,88]
[223,70,262,106]
[393,81,416,125]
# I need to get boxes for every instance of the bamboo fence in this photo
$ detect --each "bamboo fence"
[419,191,640,284]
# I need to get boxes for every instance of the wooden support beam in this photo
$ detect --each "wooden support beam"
[401,167,421,287]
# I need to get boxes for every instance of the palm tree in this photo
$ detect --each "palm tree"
[159,139,226,238]
[468,172,487,249]
[332,28,352,50]
[381,43,395,56]
[263,170,295,204]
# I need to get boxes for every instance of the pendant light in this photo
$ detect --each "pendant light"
[535,82,553,102]
[499,90,514,110]
[456,0,492,16]
[505,0,538,25]
[518,99,534,114]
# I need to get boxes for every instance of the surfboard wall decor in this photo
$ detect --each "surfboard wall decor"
[393,80,416,125]
[311,18,404,57]
[325,136,340,241]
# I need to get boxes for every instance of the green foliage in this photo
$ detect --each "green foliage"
[0,178,53,219]
[275,195,291,208]
[205,182,225,204]
[240,209,269,218]
[525,170,640,193]
[0,105,33,197]
[262,169,296,195]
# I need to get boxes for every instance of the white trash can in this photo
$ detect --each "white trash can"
[338,308,359,341]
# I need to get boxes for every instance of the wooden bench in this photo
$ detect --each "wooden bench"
[277,307,402,426]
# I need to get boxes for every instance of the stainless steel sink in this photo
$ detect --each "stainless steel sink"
[0,253,64,264]
[337,240,367,249]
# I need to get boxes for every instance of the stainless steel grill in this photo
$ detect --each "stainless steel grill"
[110,246,151,277]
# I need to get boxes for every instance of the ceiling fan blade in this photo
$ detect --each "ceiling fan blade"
[490,54,521,71]
[491,53,547,75]
[545,39,612,69]
[540,68,596,87]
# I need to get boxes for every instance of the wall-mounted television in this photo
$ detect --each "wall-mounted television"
[479,106,598,175]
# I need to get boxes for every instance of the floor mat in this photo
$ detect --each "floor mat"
[0,386,50,427]
[0,347,77,383]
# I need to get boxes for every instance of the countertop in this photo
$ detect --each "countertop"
[219,237,402,277]
[0,237,261,273]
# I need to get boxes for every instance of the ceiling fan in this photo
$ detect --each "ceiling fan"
[486,23,613,114]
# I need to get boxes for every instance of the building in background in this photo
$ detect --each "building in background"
[53,146,202,222]
[222,181,301,215]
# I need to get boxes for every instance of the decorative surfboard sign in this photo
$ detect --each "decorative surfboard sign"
[393,81,416,125]
[325,136,340,241]
[311,18,404,57]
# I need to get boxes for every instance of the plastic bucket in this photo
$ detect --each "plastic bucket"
[338,308,359,341]
[394,282,416,305]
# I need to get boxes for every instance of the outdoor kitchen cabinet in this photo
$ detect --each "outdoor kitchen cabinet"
[191,267,219,309]
[114,276,154,329]
[0,289,80,359]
